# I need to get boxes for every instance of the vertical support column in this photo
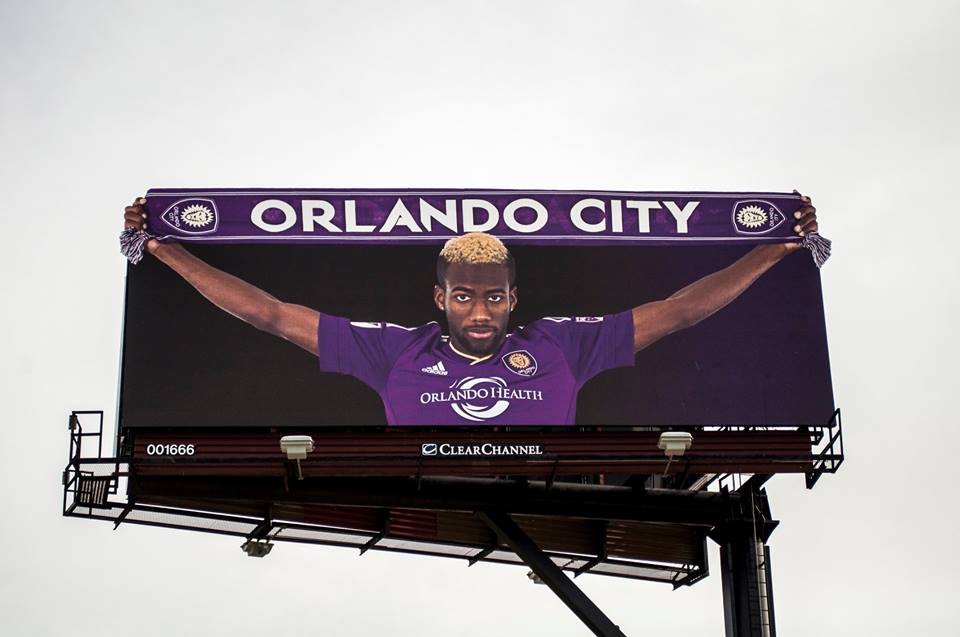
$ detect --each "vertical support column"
[478,510,627,637]
[715,523,777,637]
[763,545,776,636]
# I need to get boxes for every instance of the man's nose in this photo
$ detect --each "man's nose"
[468,301,492,322]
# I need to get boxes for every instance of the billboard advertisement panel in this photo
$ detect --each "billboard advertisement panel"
[118,189,833,428]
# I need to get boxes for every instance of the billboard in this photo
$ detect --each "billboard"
[119,189,833,429]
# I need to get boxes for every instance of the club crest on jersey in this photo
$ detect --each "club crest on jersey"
[732,200,786,235]
[159,198,219,235]
[502,350,538,377]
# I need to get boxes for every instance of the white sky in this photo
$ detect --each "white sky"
[2,1,958,635]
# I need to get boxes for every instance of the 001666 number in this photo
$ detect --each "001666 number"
[145,443,195,456]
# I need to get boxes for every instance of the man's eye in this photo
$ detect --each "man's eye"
[488,295,503,303]
[454,295,470,302]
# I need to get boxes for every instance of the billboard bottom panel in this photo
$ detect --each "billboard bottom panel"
[129,427,823,480]
[64,496,707,586]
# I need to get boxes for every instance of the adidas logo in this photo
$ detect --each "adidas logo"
[421,361,449,376]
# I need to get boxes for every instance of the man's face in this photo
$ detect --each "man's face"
[434,262,518,357]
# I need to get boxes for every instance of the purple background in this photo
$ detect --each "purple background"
[119,243,834,428]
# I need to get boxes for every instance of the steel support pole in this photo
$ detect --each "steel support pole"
[716,523,776,637]
[478,510,627,637]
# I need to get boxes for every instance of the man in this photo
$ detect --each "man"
[123,197,819,425]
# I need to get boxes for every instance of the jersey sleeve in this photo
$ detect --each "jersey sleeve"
[529,310,635,385]
[317,314,433,392]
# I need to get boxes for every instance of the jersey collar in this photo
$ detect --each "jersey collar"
[447,341,495,365]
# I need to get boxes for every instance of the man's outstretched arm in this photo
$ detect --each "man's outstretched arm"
[631,197,818,352]
[124,197,319,354]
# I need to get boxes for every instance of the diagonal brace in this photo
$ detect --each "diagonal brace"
[477,510,627,637]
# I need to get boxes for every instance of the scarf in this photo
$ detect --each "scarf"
[121,188,830,266]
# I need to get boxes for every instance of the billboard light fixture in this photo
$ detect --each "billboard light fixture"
[280,435,314,480]
[526,569,546,585]
[241,539,273,558]
[280,435,314,460]
[658,431,693,458]
[659,431,693,475]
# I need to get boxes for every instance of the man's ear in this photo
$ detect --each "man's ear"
[434,284,445,311]
[509,286,519,312]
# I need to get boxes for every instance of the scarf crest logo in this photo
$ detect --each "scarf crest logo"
[732,200,786,235]
[160,198,219,235]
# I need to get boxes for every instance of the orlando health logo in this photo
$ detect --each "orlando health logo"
[419,376,544,422]
[159,198,219,235]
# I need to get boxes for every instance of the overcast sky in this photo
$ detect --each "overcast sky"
[2,1,958,635]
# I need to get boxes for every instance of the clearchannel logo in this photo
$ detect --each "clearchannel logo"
[420,442,544,457]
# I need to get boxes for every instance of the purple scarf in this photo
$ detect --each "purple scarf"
[121,188,830,266]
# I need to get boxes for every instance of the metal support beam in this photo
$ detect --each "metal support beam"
[134,475,736,526]
[478,510,627,637]
[716,526,776,637]
[358,532,383,555]
[762,545,776,634]
[711,488,777,637]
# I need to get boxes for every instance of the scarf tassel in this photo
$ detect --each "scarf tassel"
[802,232,832,268]
[119,228,152,265]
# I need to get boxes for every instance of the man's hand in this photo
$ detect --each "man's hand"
[122,200,321,354]
[123,196,160,254]
[632,194,821,351]
[785,194,818,252]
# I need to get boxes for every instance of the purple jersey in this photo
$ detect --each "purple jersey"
[317,311,635,425]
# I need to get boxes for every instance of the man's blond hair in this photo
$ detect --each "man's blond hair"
[439,232,510,265]
[436,232,515,284]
